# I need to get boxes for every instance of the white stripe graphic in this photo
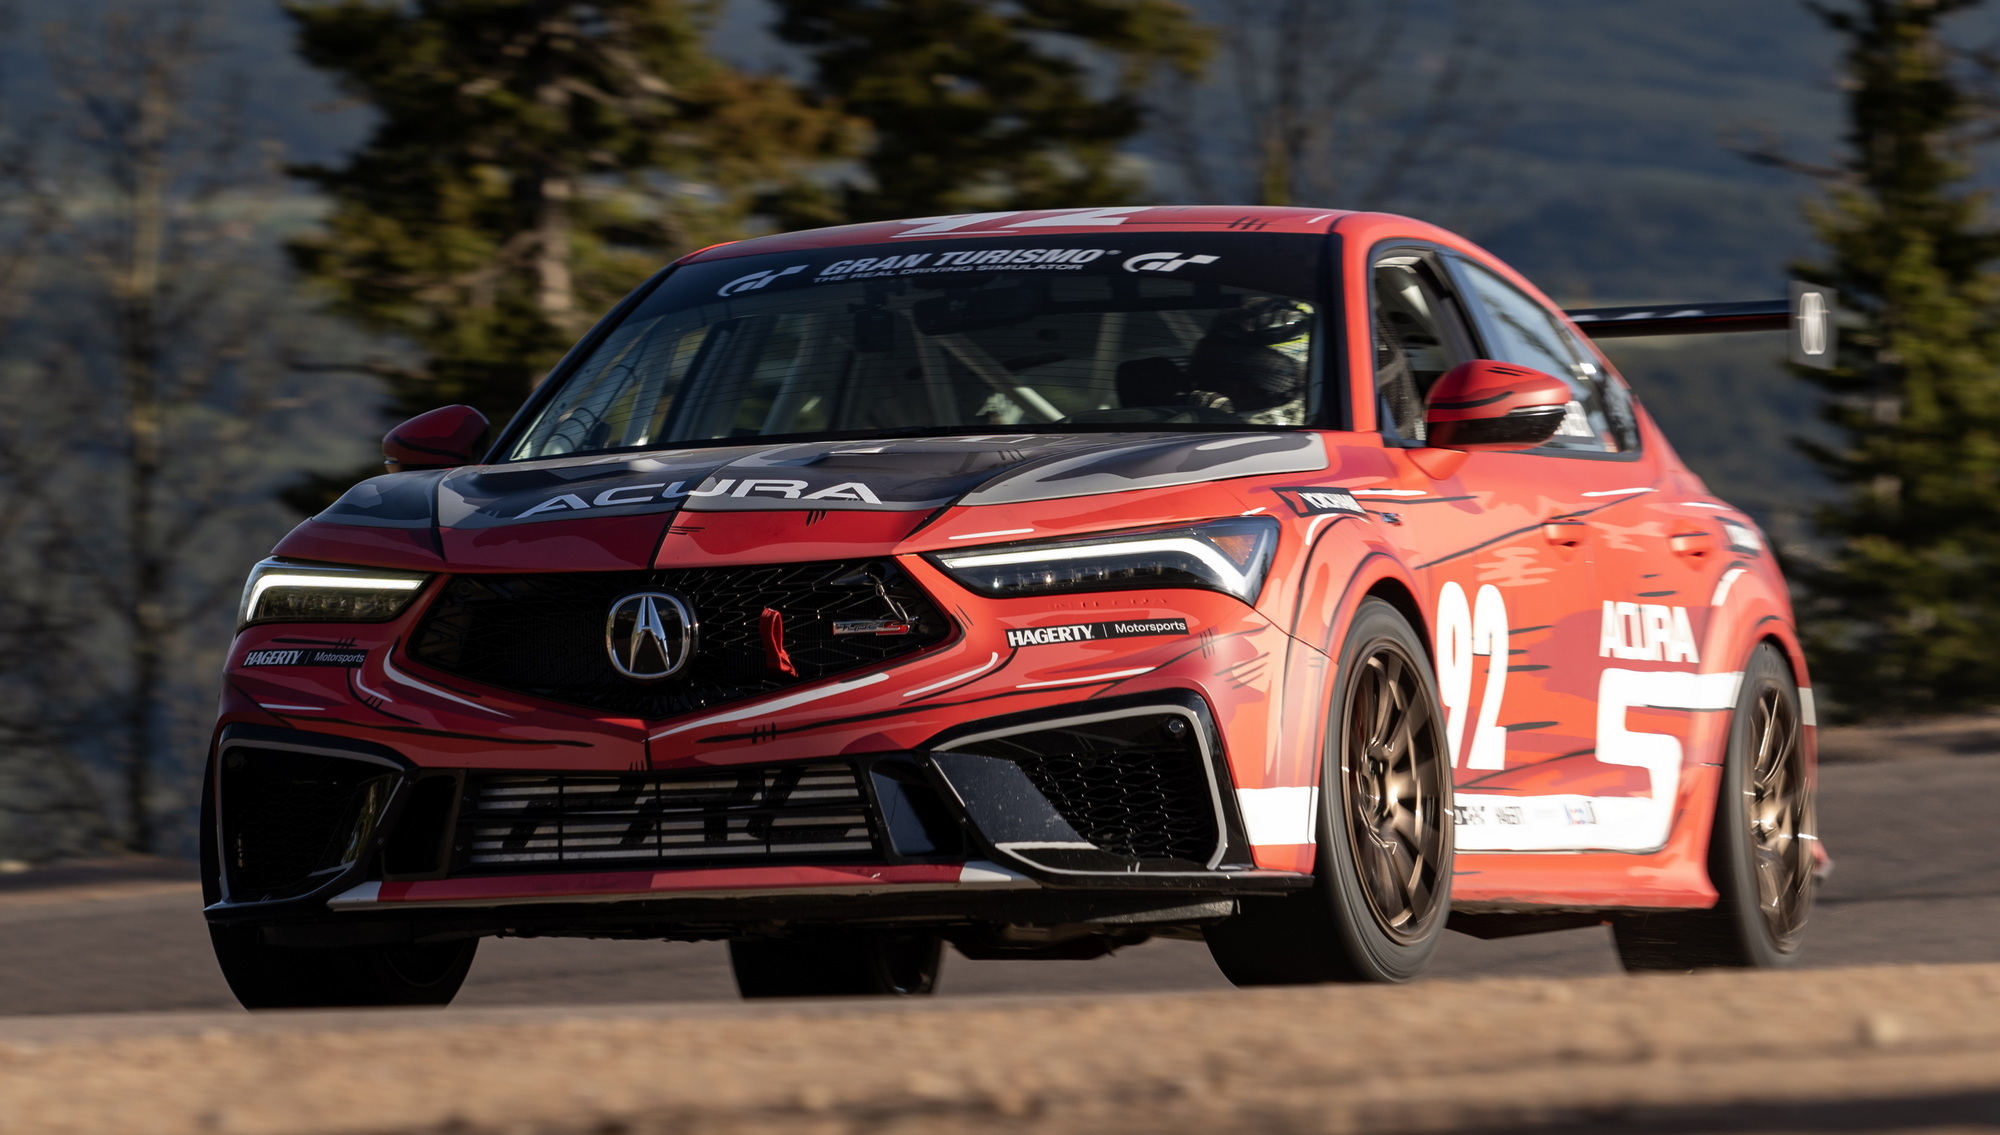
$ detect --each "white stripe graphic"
[1711,567,1748,607]
[1014,666,1155,689]
[1236,786,1319,846]
[903,653,1002,698]
[651,673,891,739]
[381,650,510,717]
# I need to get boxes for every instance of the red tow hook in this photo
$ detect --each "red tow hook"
[760,607,797,676]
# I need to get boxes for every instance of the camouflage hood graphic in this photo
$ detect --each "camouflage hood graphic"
[316,432,1328,534]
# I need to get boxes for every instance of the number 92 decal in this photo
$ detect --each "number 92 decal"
[1434,582,1509,770]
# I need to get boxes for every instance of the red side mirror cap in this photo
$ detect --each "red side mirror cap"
[383,405,490,472]
[1423,360,1571,451]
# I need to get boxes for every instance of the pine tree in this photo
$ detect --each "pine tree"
[1790,0,2000,715]
[286,0,856,426]
[767,0,1206,226]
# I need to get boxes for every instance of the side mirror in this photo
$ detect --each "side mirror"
[382,405,490,472]
[1423,360,1571,451]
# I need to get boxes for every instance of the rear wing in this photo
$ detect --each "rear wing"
[1563,281,1838,369]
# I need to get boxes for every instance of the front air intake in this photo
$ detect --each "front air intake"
[456,762,878,872]
[218,747,393,900]
[946,711,1223,868]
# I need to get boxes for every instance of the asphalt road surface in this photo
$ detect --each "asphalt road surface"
[1,749,1990,1017]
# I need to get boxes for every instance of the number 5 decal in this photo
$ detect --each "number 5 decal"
[1435,582,1509,769]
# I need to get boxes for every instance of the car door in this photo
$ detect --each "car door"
[1360,248,1602,819]
[1440,253,1681,854]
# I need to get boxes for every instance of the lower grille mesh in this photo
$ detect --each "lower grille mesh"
[950,714,1220,865]
[459,763,877,872]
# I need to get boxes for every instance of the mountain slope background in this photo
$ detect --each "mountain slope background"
[13,0,1996,536]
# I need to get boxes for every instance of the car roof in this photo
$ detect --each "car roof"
[678,205,1358,264]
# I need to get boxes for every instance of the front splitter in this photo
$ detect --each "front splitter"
[320,861,1035,912]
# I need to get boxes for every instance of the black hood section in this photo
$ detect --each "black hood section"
[313,432,1329,532]
[314,468,450,530]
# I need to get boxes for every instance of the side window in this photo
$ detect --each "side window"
[1556,322,1641,454]
[1372,254,1468,442]
[1453,258,1637,454]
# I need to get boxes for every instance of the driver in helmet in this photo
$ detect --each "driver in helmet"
[1186,297,1311,424]
[1115,297,1312,424]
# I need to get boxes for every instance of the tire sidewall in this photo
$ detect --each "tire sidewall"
[1314,597,1455,982]
[1711,642,1809,967]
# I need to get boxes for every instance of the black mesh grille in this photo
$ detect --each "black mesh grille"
[409,559,948,718]
[219,748,392,899]
[952,714,1220,864]
[457,763,877,872]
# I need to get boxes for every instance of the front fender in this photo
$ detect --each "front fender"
[1246,517,1423,871]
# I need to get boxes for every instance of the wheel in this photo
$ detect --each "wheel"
[209,924,478,1008]
[729,929,942,998]
[1206,597,1454,984]
[1612,642,1816,971]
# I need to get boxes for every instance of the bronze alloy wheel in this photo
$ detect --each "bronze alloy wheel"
[1611,642,1814,970]
[1746,682,1814,949]
[1205,598,1452,984]
[1340,639,1451,944]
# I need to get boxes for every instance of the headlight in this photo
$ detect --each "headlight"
[931,517,1279,604]
[237,558,430,629]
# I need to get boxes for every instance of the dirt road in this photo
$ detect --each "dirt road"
[6,964,2000,1134]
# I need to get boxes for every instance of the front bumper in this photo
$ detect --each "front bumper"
[205,694,1309,940]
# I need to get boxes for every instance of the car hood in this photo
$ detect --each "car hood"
[275,432,1328,571]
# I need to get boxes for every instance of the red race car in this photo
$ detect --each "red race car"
[204,206,1826,1005]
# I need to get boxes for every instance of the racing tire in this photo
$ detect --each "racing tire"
[1611,642,1816,971]
[1205,597,1454,984]
[209,925,478,1009]
[729,930,942,998]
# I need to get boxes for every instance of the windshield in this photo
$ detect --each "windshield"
[506,233,1327,460]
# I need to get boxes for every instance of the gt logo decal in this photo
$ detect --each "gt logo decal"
[1122,251,1219,273]
[1435,582,1508,770]
[716,264,807,296]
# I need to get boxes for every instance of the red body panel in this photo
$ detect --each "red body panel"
[218,206,1813,920]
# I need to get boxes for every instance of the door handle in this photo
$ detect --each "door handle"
[1542,519,1587,548]
[1670,528,1716,558]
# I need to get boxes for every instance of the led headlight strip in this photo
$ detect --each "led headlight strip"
[238,558,430,628]
[932,517,1279,604]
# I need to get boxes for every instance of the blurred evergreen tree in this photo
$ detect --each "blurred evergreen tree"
[766,0,1206,225]
[285,0,857,429]
[1784,0,2000,715]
